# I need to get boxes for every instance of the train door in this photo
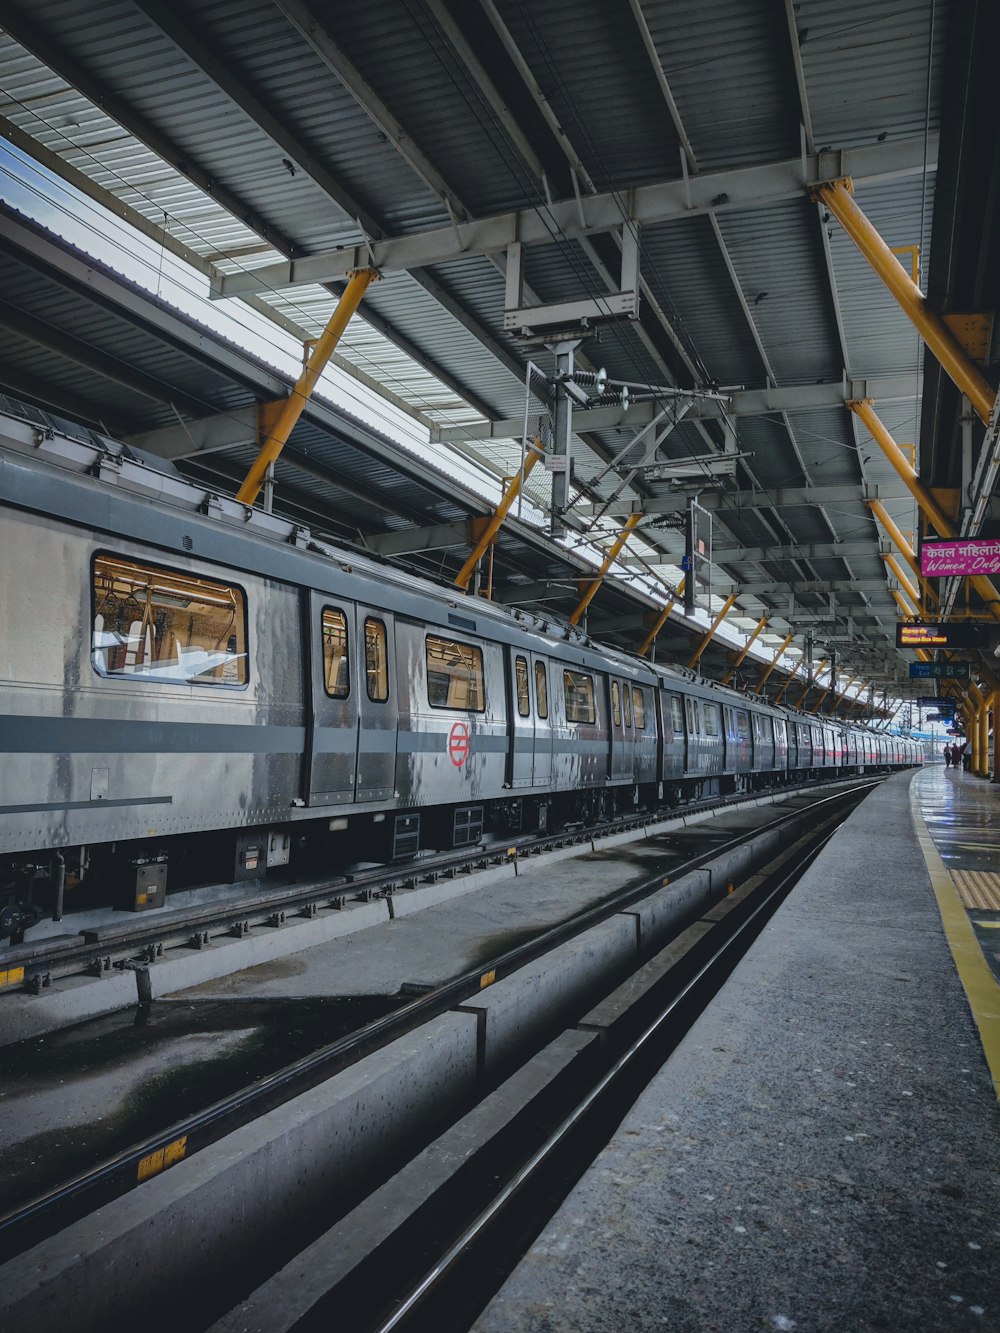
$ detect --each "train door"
[532,657,553,785]
[609,677,629,780]
[355,608,397,800]
[507,649,534,788]
[305,592,359,806]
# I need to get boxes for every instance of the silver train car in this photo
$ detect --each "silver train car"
[0,403,920,932]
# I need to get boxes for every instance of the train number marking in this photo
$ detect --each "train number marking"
[448,721,471,767]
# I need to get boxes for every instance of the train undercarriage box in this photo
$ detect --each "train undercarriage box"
[122,854,168,911]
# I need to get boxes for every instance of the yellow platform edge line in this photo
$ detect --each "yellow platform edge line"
[910,788,1000,1102]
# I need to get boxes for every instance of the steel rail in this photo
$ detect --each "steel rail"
[0,779,879,1261]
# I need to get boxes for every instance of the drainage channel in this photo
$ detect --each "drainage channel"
[0,783,878,1327]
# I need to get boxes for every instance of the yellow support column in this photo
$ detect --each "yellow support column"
[454,440,544,591]
[721,616,769,685]
[687,593,738,670]
[236,267,378,505]
[568,514,642,625]
[637,577,685,658]
[818,181,996,425]
[757,632,795,691]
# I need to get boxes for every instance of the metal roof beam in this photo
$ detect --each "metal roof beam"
[573,483,907,517]
[213,136,938,297]
[431,375,920,441]
[125,408,257,460]
[621,539,880,568]
[272,0,470,222]
[723,578,890,597]
[363,519,481,557]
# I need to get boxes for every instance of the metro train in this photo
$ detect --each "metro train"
[0,400,920,937]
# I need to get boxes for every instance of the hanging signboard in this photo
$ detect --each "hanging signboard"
[908,661,971,679]
[896,621,992,649]
[916,696,956,709]
[920,537,1000,578]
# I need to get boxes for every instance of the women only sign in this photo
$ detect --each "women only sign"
[920,538,1000,578]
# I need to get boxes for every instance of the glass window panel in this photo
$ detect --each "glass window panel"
[92,554,247,687]
[426,635,485,711]
[515,655,530,716]
[623,681,632,728]
[563,670,596,724]
[534,661,548,718]
[611,680,622,726]
[365,617,388,702]
[322,608,350,697]
[632,686,645,729]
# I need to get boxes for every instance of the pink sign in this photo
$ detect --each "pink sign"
[920,538,1000,578]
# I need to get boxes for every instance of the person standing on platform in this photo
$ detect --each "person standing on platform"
[943,745,952,768]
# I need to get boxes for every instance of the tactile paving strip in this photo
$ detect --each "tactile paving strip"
[952,870,1000,912]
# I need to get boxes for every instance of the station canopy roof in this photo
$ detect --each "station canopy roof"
[0,0,997,704]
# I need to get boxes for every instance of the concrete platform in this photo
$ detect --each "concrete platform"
[475,768,1000,1332]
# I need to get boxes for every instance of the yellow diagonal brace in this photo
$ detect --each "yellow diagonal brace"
[236,266,378,505]
[687,593,737,669]
[721,616,769,685]
[867,498,920,582]
[819,181,996,425]
[758,632,795,690]
[773,657,803,704]
[568,514,642,625]
[856,402,1000,623]
[830,673,859,715]
[637,576,685,657]
[454,439,544,591]
[883,552,921,609]
[795,658,829,708]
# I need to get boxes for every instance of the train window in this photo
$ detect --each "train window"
[322,608,350,697]
[623,683,632,728]
[774,718,787,745]
[686,697,701,734]
[736,711,750,740]
[563,670,596,724]
[426,635,484,711]
[632,686,645,728]
[703,703,719,737]
[515,656,530,717]
[92,554,247,687]
[364,618,389,702]
[611,681,622,726]
[670,696,684,734]
[535,662,549,718]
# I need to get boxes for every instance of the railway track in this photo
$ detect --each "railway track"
[1,778,877,1319]
[2,772,857,995]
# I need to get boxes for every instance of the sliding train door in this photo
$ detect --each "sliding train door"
[305,591,358,806]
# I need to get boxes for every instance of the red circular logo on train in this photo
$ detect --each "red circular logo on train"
[448,721,471,767]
